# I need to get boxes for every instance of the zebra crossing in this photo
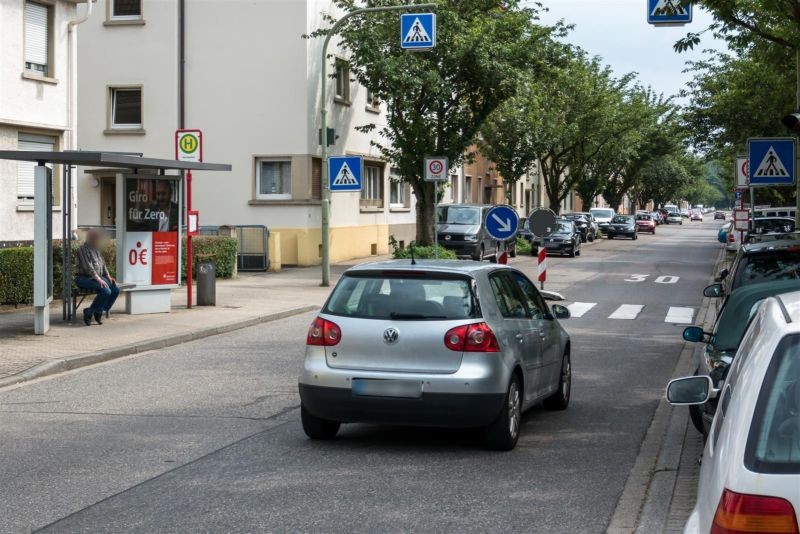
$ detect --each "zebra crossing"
[566,302,696,324]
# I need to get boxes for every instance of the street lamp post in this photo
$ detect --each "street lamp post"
[319,3,436,287]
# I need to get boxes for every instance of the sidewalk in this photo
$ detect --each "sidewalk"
[0,257,378,386]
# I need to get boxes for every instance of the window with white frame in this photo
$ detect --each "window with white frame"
[24,2,50,76]
[110,87,142,129]
[365,88,380,110]
[17,133,55,202]
[464,175,472,203]
[111,0,142,19]
[389,169,408,208]
[334,60,350,103]
[256,160,292,199]
[450,174,458,204]
[361,165,383,208]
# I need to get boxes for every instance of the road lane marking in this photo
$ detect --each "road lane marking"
[567,302,597,318]
[655,275,680,284]
[609,304,644,320]
[624,274,649,282]
[665,307,694,324]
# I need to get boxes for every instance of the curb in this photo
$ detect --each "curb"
[0,304,319,390]
[607,245,726,534]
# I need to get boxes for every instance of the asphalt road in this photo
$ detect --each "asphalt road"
[0,219,721,534]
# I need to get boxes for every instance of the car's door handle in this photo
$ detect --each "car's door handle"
[515,333,524,342]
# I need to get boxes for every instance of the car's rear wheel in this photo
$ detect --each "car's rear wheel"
[588,233,595,242]
[473,244,484,262]
[485,374,521,451]
[509,241,517,258]
[301,404,340,440]
[544,353,571,411]
[607,233,614,240]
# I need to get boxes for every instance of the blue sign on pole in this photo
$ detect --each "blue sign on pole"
[485,205,520,241]
[401,13,436,50]
[734,190,742,201]
[647,0,692,25]
[329,156,362,192]
[747,137,797,187]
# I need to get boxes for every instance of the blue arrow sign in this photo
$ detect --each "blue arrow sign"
[329,156,362,192]
[401,13,436,50]
[747,138,796,187]
[485,205,520,241]
[734,191,742,201]
[648,0,692,25]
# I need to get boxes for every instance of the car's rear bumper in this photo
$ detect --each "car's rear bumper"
[299,383,505,428]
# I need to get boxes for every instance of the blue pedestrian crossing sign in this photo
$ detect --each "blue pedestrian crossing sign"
[485,205,520,241]
[747,138,796,187]
[648,0,692,25]
[401,13,436,50]
[329,156,362,192]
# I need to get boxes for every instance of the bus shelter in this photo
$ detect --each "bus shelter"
[0,151,231,334]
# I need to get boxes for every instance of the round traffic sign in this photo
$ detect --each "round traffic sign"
[428,160,444,175]
[180,134,199,154]
[529,208,557,238]
[485,205,520,241]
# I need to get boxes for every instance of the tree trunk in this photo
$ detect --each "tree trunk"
[413,181,435,245]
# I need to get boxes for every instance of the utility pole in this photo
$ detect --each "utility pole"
[796,48,800,227]
[319,3,436,287]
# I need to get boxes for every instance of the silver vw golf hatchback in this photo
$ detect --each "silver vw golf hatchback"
[298,260,572,450]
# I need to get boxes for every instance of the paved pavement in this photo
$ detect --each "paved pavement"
[0,220,722,533]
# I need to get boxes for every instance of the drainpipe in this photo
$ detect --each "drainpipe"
[179,0,185,128]
[67,0,92,235]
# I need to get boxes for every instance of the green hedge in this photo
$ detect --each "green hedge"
[392,244,457,260]
[0,236,237,306]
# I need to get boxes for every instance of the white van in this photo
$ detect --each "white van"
[589,207,615,230]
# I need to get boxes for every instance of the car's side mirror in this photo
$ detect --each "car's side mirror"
[666,376,718,406]
[682,326,711,343]
[551,304,571,319]
[717,269,729,281]
[703,283,723,298]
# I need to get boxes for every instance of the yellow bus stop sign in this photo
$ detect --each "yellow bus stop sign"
[176,130,202,162]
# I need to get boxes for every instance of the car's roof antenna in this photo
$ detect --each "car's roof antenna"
[409,243,416,265]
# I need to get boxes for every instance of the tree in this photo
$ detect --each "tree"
[309,0,555,244]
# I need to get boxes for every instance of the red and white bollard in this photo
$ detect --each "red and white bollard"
[537,247,547,289]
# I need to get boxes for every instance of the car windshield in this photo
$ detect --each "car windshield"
[324,274,478,320]
[635,214,650,221]
[745,333,800,474]
[439,206,480,225]
[554,222,573,233]
[738,252,800,286]
[591,209,613,219]
[612,216,631,224]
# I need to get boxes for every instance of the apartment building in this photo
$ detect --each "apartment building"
[0,0,87,244]
[76,0,416,266]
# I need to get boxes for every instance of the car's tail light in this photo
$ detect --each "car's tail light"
[711,489,799,534]
[306,317,341,346]
[728,233,735,243]
[444,322,500,352]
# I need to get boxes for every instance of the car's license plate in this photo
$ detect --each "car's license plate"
[352,379,422,398]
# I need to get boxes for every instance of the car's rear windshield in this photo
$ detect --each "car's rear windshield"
[745,334,800,474]
[736,252,800,287]
[753,219,795,235]
[591,209,613,218]
[324,273,479,320]
[438,206,481,225]
[612,216,631,223]
[635,214,650,221]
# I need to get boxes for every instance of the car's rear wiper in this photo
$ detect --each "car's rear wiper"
[389,312,447,319]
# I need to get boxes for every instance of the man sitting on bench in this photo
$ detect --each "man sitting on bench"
[75,229,119,326]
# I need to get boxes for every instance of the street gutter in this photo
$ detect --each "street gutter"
[0,304,318,390]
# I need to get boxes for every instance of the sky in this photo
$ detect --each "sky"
[535,0,726,101]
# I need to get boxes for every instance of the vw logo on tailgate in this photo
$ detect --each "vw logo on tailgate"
[383,327,399,345]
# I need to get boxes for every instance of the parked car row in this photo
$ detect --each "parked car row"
[667,228,800,531]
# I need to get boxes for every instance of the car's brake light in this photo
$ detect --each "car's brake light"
[306,317,341,346]
[711,489,799,534]
[728,233,735,243]
[444,322,500,352]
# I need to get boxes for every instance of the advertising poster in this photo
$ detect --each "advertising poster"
[124,177,180,287]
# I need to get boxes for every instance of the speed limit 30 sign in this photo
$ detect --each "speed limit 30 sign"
[176,129,203,163]
[424,156,448,182]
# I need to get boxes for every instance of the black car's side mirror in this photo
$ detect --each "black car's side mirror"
[703,283,723,298]
[551,304,571,319]
[682,326,711,343]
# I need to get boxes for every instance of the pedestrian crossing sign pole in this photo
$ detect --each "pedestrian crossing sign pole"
[328,155,363,192]
[401,13,436,50]
[747,137,797,187]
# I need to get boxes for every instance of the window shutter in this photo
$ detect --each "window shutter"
[17,134,55,199]
[312,158,322,200]
[24,2,48,71]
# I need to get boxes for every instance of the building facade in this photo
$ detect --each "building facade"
[0,0,86,244]
[76,0,416,266]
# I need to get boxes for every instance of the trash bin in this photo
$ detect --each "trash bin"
[197,256,216,306]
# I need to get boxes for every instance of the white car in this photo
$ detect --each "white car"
[589,207,615,232]
[667,292,800,533]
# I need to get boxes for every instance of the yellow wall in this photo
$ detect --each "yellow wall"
[269,224,390,267]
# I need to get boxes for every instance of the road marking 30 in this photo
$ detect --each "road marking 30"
[623,274,681,284]
[609,304,645,320]
[665,307,694,324]
[567,302,597,318]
